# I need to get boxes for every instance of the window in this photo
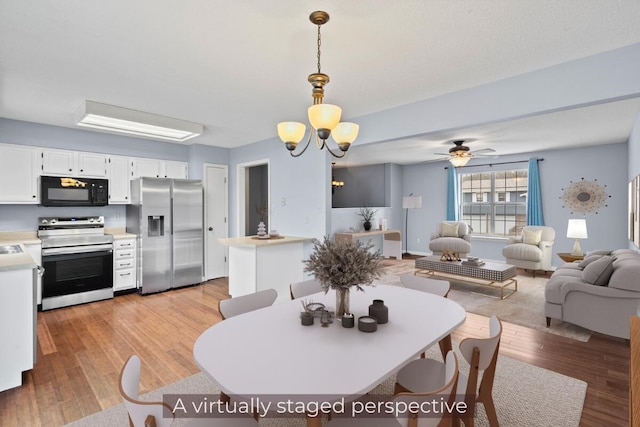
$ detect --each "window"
[460,170,528,237]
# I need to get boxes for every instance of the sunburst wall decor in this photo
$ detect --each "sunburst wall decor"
[560,178,610,214]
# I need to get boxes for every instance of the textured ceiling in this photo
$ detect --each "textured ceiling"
[2,1,640,165]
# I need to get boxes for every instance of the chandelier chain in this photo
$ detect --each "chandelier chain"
[316,24,322,74]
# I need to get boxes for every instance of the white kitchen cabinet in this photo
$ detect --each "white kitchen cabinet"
[24,243,43,306]
[113,238,136,292]
[0,267,35,392]
[162,161,188,179]
[132,158,188,179]
[0,143,39,203]
[131,158,161,178]
[77,152,108,177]
[108,155,131,204]
[40,148,76,175]
[41,149,108,178]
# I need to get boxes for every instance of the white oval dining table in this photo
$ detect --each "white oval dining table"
[193,284,466,426]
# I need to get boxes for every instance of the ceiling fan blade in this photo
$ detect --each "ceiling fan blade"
[473,148,496,154]
[434,152,451,156]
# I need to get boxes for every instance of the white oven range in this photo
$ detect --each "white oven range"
[38,216,114,310]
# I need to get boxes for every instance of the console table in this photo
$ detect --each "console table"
[334,229,402,259]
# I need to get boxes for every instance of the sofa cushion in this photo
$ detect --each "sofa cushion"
[582,255,614,286]
[441,222,459,237]
[609,258,640,292]
[578,254,603,269]
[587,249,612,257]
[522,229,542,245]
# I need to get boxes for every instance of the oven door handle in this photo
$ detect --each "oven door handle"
[42,244,114,256]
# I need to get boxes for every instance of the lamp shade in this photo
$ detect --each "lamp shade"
[566,219,588,239]
[331,122,359,144]
[277,122,306,143]
[449,156,471,167]
[308,104,341,130]
[402,196,422,209]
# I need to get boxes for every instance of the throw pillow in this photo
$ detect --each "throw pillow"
[441,223,459,237]
[582,255,614,286]
[522,229,542,245]
[578,254,602,269]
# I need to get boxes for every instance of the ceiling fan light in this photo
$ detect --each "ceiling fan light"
[308,104,341,132]
[449,156,471,167]
[277,122,306,144]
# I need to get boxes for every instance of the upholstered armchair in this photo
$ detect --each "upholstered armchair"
[502,225,555,276]
[429,221,472,258]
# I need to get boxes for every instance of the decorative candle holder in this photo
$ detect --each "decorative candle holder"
[358,316,378,332]
[368,299,388,324]
[342,313,355,328]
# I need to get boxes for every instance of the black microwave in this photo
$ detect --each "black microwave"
[40,176,109,207]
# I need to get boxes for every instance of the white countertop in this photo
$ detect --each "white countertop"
[218,235,313,247]
[0,243,37,272]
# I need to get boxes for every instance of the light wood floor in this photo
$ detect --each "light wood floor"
[0,278,630,426]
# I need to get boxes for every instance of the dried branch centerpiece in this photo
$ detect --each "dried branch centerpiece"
[303,236,383,317]
[357,206,378,231]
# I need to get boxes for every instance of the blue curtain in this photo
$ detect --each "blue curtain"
[527,157,544,225]
[446,166,459,221]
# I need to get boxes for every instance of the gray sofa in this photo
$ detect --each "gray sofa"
[544,249,640,339]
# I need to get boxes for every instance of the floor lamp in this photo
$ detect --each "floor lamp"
[402,194,422,257]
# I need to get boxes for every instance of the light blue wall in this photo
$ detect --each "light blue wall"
[228,137,330,241]
[402,143,629,265]
[353,43,640,147]
[0,117,229,231]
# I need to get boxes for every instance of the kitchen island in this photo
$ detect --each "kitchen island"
[218,235,313,301]
[0,241,38,392]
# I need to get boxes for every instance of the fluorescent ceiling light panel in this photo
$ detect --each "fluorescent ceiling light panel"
[76,101,203,143]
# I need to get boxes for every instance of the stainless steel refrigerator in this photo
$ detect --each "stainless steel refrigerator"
[126,178,204,294]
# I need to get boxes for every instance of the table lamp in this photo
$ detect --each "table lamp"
[567,219,588,256]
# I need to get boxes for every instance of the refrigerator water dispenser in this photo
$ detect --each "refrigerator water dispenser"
[148,216,164,236]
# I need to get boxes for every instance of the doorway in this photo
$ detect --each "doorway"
[237,159,269,237]
[204,163,228,280]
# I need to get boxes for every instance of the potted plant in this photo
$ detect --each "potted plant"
[357,206,378,231]
[303,236,383,317]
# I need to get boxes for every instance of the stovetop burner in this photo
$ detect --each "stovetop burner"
[38,216,111,248]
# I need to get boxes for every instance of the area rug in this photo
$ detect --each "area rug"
[65,345,587,427]
[377,259,592,342]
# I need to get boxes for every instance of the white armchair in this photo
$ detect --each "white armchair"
[502,225,555,276]
[429,221,472,258]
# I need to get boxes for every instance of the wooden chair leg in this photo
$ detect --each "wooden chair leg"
[439,334,453,361]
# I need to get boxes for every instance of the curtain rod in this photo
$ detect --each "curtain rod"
[444,158,544,169]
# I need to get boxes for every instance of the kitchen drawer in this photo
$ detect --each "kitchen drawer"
[114,268,136,291]
[115,258,135,270]
[115,249,135,260]
[114,239,135,250]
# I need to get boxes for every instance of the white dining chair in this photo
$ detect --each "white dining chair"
[289,278,324,299]
[395,316,503,427]
[327,351,459,427]
[401,273,452,359]
[400,273,450,297]
[119,355,260,427]
[218,288,278,319]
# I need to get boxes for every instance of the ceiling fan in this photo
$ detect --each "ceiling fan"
[435,140,496,167]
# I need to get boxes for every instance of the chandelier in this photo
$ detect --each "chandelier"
[277,11,359,158]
